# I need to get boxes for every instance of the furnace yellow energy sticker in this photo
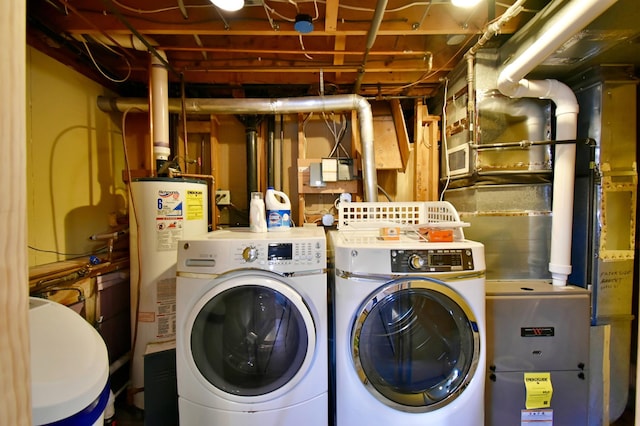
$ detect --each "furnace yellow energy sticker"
[524,372,553,409]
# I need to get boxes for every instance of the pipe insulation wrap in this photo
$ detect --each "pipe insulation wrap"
[151,51,170,162]
[100,94,378,201]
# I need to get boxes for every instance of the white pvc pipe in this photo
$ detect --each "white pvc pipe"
[497,0,618,286]
[150,51,170,164]
[497,78,578,286]
[497,0,618,97]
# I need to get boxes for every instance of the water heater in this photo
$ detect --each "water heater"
[129,177,208,409]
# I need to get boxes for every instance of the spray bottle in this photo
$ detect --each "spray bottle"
[265,187,291,231]
[249,192,267,233]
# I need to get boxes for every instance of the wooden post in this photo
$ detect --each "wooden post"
[414,100,440,201]
[1,1,31,424]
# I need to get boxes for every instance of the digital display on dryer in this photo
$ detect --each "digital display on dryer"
[268,243,293,260]
[428,253,463,268]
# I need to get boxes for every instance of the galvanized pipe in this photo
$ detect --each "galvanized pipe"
[98,94,378,201]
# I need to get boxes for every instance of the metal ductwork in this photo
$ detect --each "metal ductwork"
[98,95,378,201]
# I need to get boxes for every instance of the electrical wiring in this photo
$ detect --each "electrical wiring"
[81,39,132,83]
[495,1,540,13]
[265,0,319,22]
[378,184,393,202]
[111,0,211,14]
[392,33,476,93]
[299,34,314,60]
[120,106,146,402]
[324,112,350,158]
[301,111,315,155]
[440,78,451,201]
[28,245,109,258]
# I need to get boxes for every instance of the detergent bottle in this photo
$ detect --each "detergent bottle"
[265,187,291,231]
[249,192,267,233]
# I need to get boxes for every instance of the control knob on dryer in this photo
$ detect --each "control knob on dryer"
[242,246,258,262]
[408,253,425,270]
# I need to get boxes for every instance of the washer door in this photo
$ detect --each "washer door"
[187,270,315,400]
[351,276,480,412]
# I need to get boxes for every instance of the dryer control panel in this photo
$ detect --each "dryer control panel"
[390,248,474,273]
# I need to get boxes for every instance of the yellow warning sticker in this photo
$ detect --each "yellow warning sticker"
[524,372,553,409]
[186,190,204,220]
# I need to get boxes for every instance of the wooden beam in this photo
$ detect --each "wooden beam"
[390,99,411,171]
[414,100,440,201]
[1,0,30,423]
[325,0,339,32]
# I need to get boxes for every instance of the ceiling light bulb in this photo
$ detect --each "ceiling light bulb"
[210,0,244,12]
[451,0,482,8]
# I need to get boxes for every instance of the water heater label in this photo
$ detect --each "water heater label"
[156,189,185,251]
[186,190,204,220]
[157,190,183,216]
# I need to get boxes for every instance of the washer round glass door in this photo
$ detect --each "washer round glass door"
[188,272,315,398]
[352,276,480,412]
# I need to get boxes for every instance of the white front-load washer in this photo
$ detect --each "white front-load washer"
[176,227,327,426]
[330,230,486,426]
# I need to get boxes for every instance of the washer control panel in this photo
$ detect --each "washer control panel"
[235,240,325,268]
[391,248,474,273]
[178,228,327,274]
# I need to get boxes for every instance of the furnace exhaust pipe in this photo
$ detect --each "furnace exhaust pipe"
[496,0,618,286]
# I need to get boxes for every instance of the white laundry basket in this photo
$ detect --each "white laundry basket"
[337,201,468,240]
[29,297,110,426]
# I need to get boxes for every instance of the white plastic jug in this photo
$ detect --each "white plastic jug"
[249,192,267,233]
[265,187,291,231]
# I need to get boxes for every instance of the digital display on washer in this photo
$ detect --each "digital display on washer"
[268,243,293,260]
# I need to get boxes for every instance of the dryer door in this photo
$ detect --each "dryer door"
[351,276,480,412]
[186,271,316,400]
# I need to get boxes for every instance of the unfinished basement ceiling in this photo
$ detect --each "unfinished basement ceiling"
[26,0,640,99]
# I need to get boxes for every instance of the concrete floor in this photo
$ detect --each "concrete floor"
[111,397,636,426]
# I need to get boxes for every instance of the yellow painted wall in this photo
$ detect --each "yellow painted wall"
[26,47,126,266]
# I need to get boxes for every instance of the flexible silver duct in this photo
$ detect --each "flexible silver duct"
[98,94,378,201]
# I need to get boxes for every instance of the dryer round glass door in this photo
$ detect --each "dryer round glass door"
[351,276,480,412]
[188,273,316,398]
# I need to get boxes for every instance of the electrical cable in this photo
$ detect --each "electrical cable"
[378,184,393,202]
[299,34,314,60]
[440,78,451,201]
[28,245,109,257]
[83,38,131,85]
[120,106,146,403]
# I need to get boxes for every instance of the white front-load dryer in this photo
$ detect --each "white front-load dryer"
[176,227,327,426]
[330,230,486,426]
